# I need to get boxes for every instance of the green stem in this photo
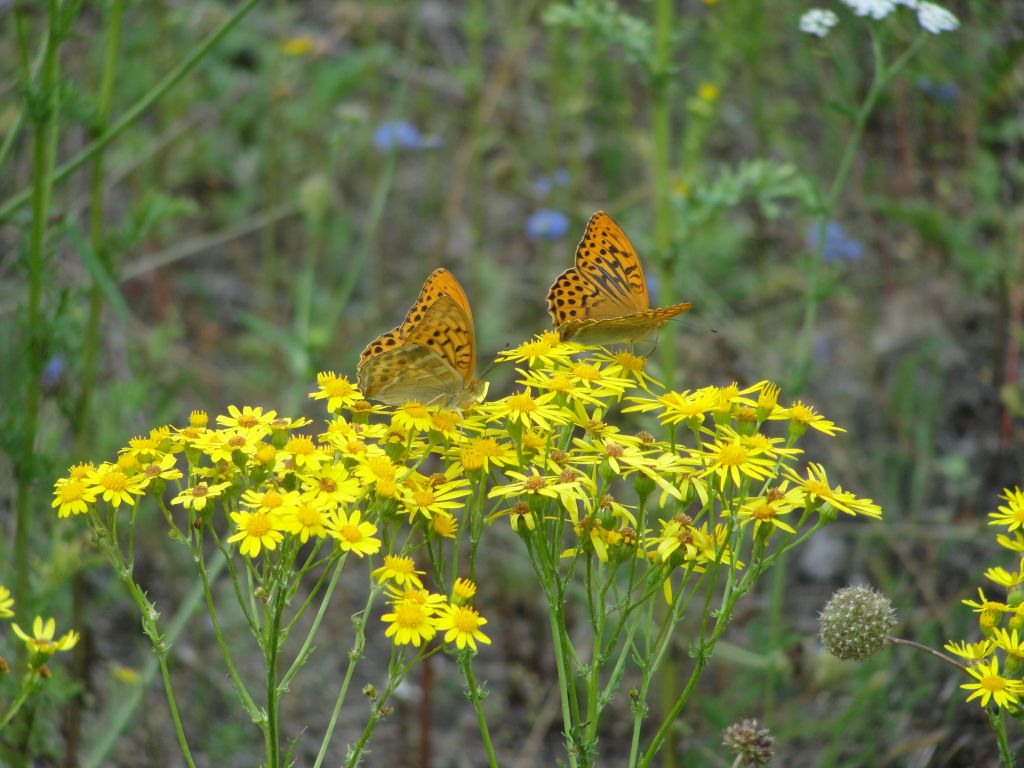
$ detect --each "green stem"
[0,672,41,731]
[281,553,346,688]
[264,587,286,768]
[461,657,499,768]
[15,0,62,633]
[990,708,1016,768]
[547,600,579,768]
[0,0,263,224]
[314,587,378,768]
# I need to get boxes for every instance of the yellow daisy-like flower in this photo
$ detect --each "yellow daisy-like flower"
[52,477,98,518]
[770,400,845,437]
[623,388,716,427]
[170,481,232,512]
[943,639,994,661]
[299,463,362,507]
[278,499,331,543]
[736,485,805,534]
[989,487,1024,531]
[399,477,471,521]
[0,586,14,619]
[453,436,518,474]
[985,564,1024,590]
[391,402,435,433]
[992,627,1024,660]
[591,349,663,390]
[371,555,425,588]
[497,331,580,367]
[280,435,326,470]
[309,371,364,412]
[325,509,381,557]
[436,604,491,651]
[381,589,443,647]
[485,389,571,432]
[137,453,183,488]
[788,463,882,518]
[429,409,464,440]
[695,430,777,491]
[488,469,591,513]
[87,464,145,508]
[961,656,1024,709]
[227,510,284,557]
[216,404,278,432]
[516,367,607,407]
[12,616,79,657]
[241,487,298,517]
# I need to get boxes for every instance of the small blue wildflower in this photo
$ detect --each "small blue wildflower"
[372,121,442,151]
[551,168,571,187]
[41,355,66,394]
[916,77,960,104]
[806,220,864,263]
[525,210,570,241]
[531,168,570,199]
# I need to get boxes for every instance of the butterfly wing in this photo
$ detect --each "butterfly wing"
[358,268,473,369]
[357,278,480,407]
[557,302,693,345]
[546,211,649,328]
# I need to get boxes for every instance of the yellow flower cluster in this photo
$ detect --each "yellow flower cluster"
[946,487,1024,709]
[54,330,879,651]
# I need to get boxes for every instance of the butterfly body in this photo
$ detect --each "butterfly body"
[546,211,692,344]
[357,269,484,408]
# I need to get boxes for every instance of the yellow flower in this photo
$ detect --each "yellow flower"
[309,371,364,412]
[371,555,424,588]
[961,657,1024,709]
[943,639,993,661]
[592,349,663,390]
[216,405,277,432]
[430,513,458,539]
[770,400,844,437]
[52,477,98,518]
[381,588,444,647]
[12,616,79,658]
[624,388,716,427]
[170,481,232,512]
[489,469,591,513]
[697,82,720,102]
[399,477,471,521]
[788,463,882,518]
[227,510,284,557]
[87,464,145,508]
[452,578,477,602]
[0,586,14,619]
[452,436,517,473]
[391,402,435,433]
[281,435,325,470]
[436,604,491,651]
[485,389,571,431]
[299,463,362,507]
[695,430,777,491]
[137,453,183,488]
[736,489,801,535]
[325,509,381,557]
[279,499,331,543]
[989,487,1024,530]
[497,332,580,366]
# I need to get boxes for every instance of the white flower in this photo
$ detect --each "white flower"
[840,0,897,19]
[799,9,840,37]
[914,2,959,33]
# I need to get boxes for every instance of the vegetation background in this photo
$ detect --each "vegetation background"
[1,0,1021,765]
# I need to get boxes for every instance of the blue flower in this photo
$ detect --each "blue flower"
[806,220,864,263]
[41,355,66,394]
[373,121,442,151]
[531,168,571,199]
[526,209,570,241]
[916,77,960,104]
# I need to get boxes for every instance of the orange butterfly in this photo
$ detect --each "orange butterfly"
[357,269,485,408]
[547,211,693,345]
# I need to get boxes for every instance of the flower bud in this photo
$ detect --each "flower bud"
[819,585,897,662]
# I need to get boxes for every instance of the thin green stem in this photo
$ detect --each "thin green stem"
[0,0,263,224]
[461,657,499,768]
[281,554,346,688]
[990,708,1016,768]
[313,586,377,768]
[547,600,579,768]
[0,672,41,731]
[264,586,286,768]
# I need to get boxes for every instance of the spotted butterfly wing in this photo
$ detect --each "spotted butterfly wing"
[357,270,484,408]
[358,268,472,368]
[546,211,692,345]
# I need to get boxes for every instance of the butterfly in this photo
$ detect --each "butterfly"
[546,211,693,345]
[357,268,486,408]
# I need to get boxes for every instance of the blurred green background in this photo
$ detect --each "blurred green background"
[1,0,1021,765]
